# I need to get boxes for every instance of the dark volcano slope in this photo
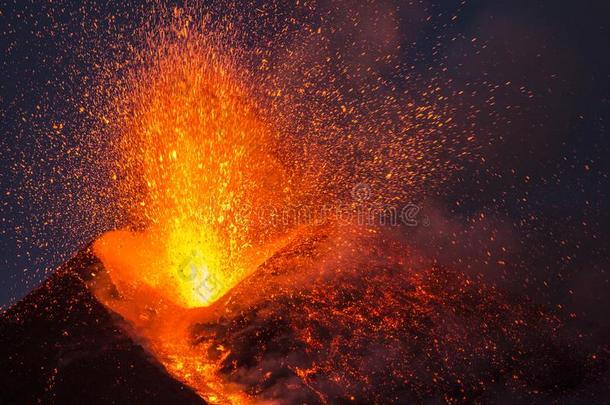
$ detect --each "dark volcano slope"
[194,230,609,404]
[0,246,204,405]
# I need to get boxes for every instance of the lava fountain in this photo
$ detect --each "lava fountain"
[93,24,296,310]
[89,17,311,402]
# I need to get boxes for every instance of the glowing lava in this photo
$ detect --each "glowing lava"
[93,23,293,309]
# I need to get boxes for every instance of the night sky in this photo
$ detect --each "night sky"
[1,0,608,350]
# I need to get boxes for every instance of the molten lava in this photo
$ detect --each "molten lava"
[93,26,294,309]
[87,19,317,401]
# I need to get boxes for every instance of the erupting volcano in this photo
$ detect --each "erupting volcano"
[1,2,609,404]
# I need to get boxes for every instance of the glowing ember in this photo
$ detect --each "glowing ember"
[90,6,469,311]
[80,5,477,402]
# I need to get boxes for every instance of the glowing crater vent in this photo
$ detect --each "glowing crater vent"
[94,225,252,308]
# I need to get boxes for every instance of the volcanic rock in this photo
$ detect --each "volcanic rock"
[193,226,609,403]
[0,246,204,404]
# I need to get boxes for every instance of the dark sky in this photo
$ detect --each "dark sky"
[1,0,609,340]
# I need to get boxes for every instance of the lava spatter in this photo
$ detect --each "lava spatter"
[93,25,294,308]
[88,3,471,311]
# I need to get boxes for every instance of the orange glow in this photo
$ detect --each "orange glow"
[90,20,303,402]
[94,23,292,309]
